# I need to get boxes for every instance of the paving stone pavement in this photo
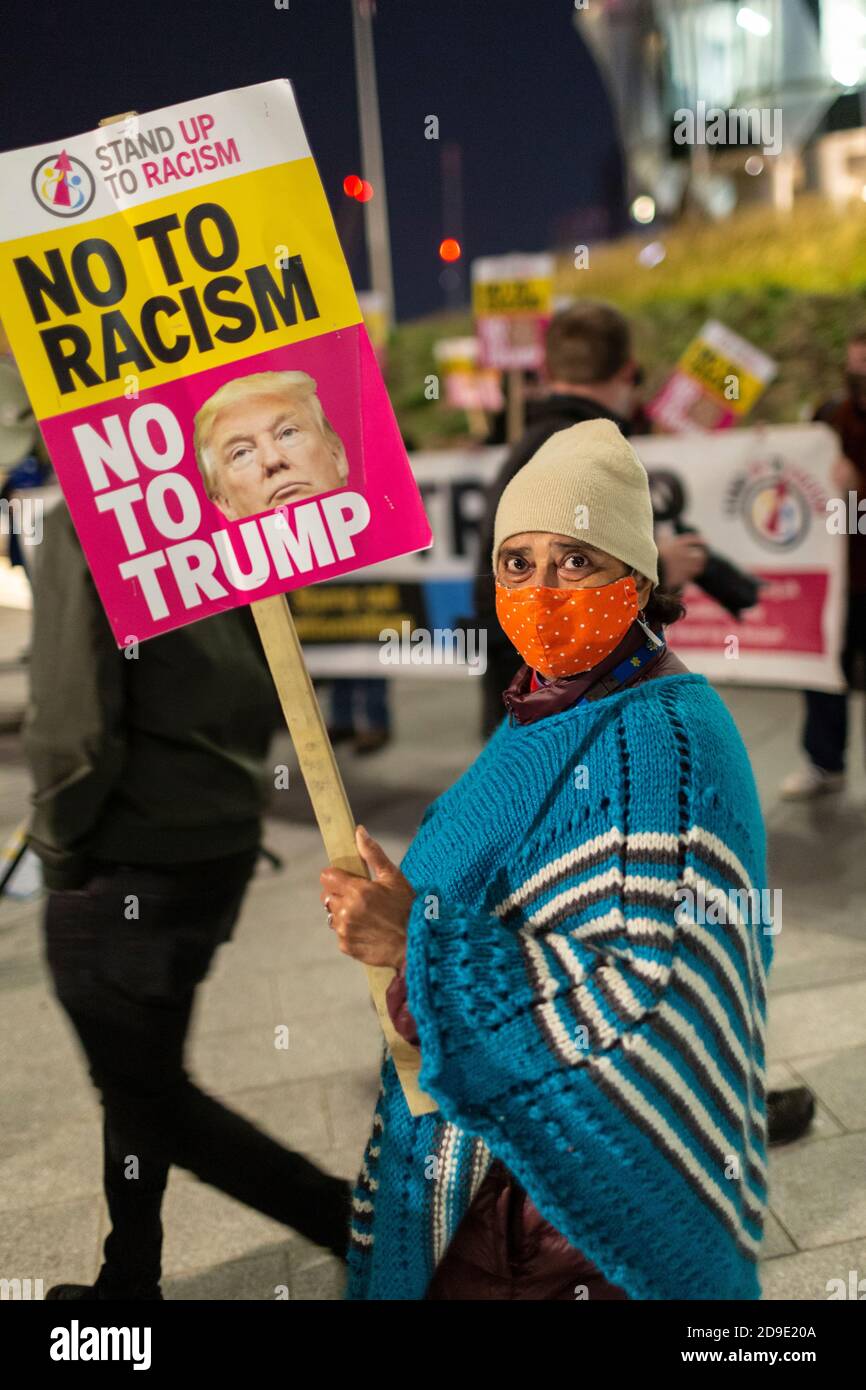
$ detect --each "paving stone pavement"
[1,598,864,1301]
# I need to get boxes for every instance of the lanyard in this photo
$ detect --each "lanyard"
[579,634,666,704]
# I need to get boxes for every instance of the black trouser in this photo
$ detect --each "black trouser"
[43,851,350,1298]
[803,593,866,774]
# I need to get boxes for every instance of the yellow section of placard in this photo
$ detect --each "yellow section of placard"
[472,277,552,317]
[0,158,362,418]
[679,339,764,415]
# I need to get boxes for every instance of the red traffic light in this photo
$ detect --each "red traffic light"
[342,174,373,202]
[439,237,462,262]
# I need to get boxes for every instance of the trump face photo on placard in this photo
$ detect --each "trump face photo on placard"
[194,370,350,520]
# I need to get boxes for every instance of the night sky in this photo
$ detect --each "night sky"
[0,0,622,321]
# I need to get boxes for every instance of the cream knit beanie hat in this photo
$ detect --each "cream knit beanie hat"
[492,418,659,586]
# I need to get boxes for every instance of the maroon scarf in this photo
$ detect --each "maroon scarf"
[502,620,667,725]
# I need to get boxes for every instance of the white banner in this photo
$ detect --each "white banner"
[301,424,847,692]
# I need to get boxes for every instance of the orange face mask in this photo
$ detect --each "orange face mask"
[495,574,640,679]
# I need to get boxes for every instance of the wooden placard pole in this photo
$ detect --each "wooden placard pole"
[506,367,525,445]
[466,404,488,441]
[251,593,438,1118]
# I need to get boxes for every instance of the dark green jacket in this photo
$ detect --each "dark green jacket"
[24,503,283,889]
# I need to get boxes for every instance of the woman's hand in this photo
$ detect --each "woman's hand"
[319,825,415,970]
[656,531,708,590]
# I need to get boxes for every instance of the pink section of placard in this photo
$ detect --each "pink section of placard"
[646,371,737,432]
[476,314,549,371]
[39,324,432,644]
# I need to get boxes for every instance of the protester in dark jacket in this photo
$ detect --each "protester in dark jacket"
[25,503,350,1300]
[780,326,866,799]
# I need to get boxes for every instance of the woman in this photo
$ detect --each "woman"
[321,419,772,1300]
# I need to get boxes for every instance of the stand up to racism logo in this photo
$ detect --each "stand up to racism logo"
[31,150,95,218]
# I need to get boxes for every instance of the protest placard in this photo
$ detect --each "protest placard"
[433,337,503,415]
[648,319,777,433]
[471,252,553,440]
[0,81,435,1114]
[0,81,431,642]
[471,253,553,371]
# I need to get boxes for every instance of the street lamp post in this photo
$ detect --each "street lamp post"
[351,0,395,324]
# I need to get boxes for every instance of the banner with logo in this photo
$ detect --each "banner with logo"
[648,320,777,433]
[0,81,431,644]
[301,424,846,692]
[636,424,844,690]
[471,252,553,372]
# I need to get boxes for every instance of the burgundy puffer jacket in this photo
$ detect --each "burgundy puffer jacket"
[385,630,687,1300]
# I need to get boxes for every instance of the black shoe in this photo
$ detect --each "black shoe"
[326,725,355,746]
[354,730,391,756]
[767,1086,815,1146]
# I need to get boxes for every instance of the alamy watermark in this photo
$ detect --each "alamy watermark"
[675,884,781,936]
[0,496,43,546]
[674,102,782,157]
[378,621,487,675]
[827,492,866,534]
[826,1269,866,1299]
[0,1276,44,1299]
[50,1322,151,1369]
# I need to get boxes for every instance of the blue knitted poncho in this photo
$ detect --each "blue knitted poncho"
[346,673,772,1300]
